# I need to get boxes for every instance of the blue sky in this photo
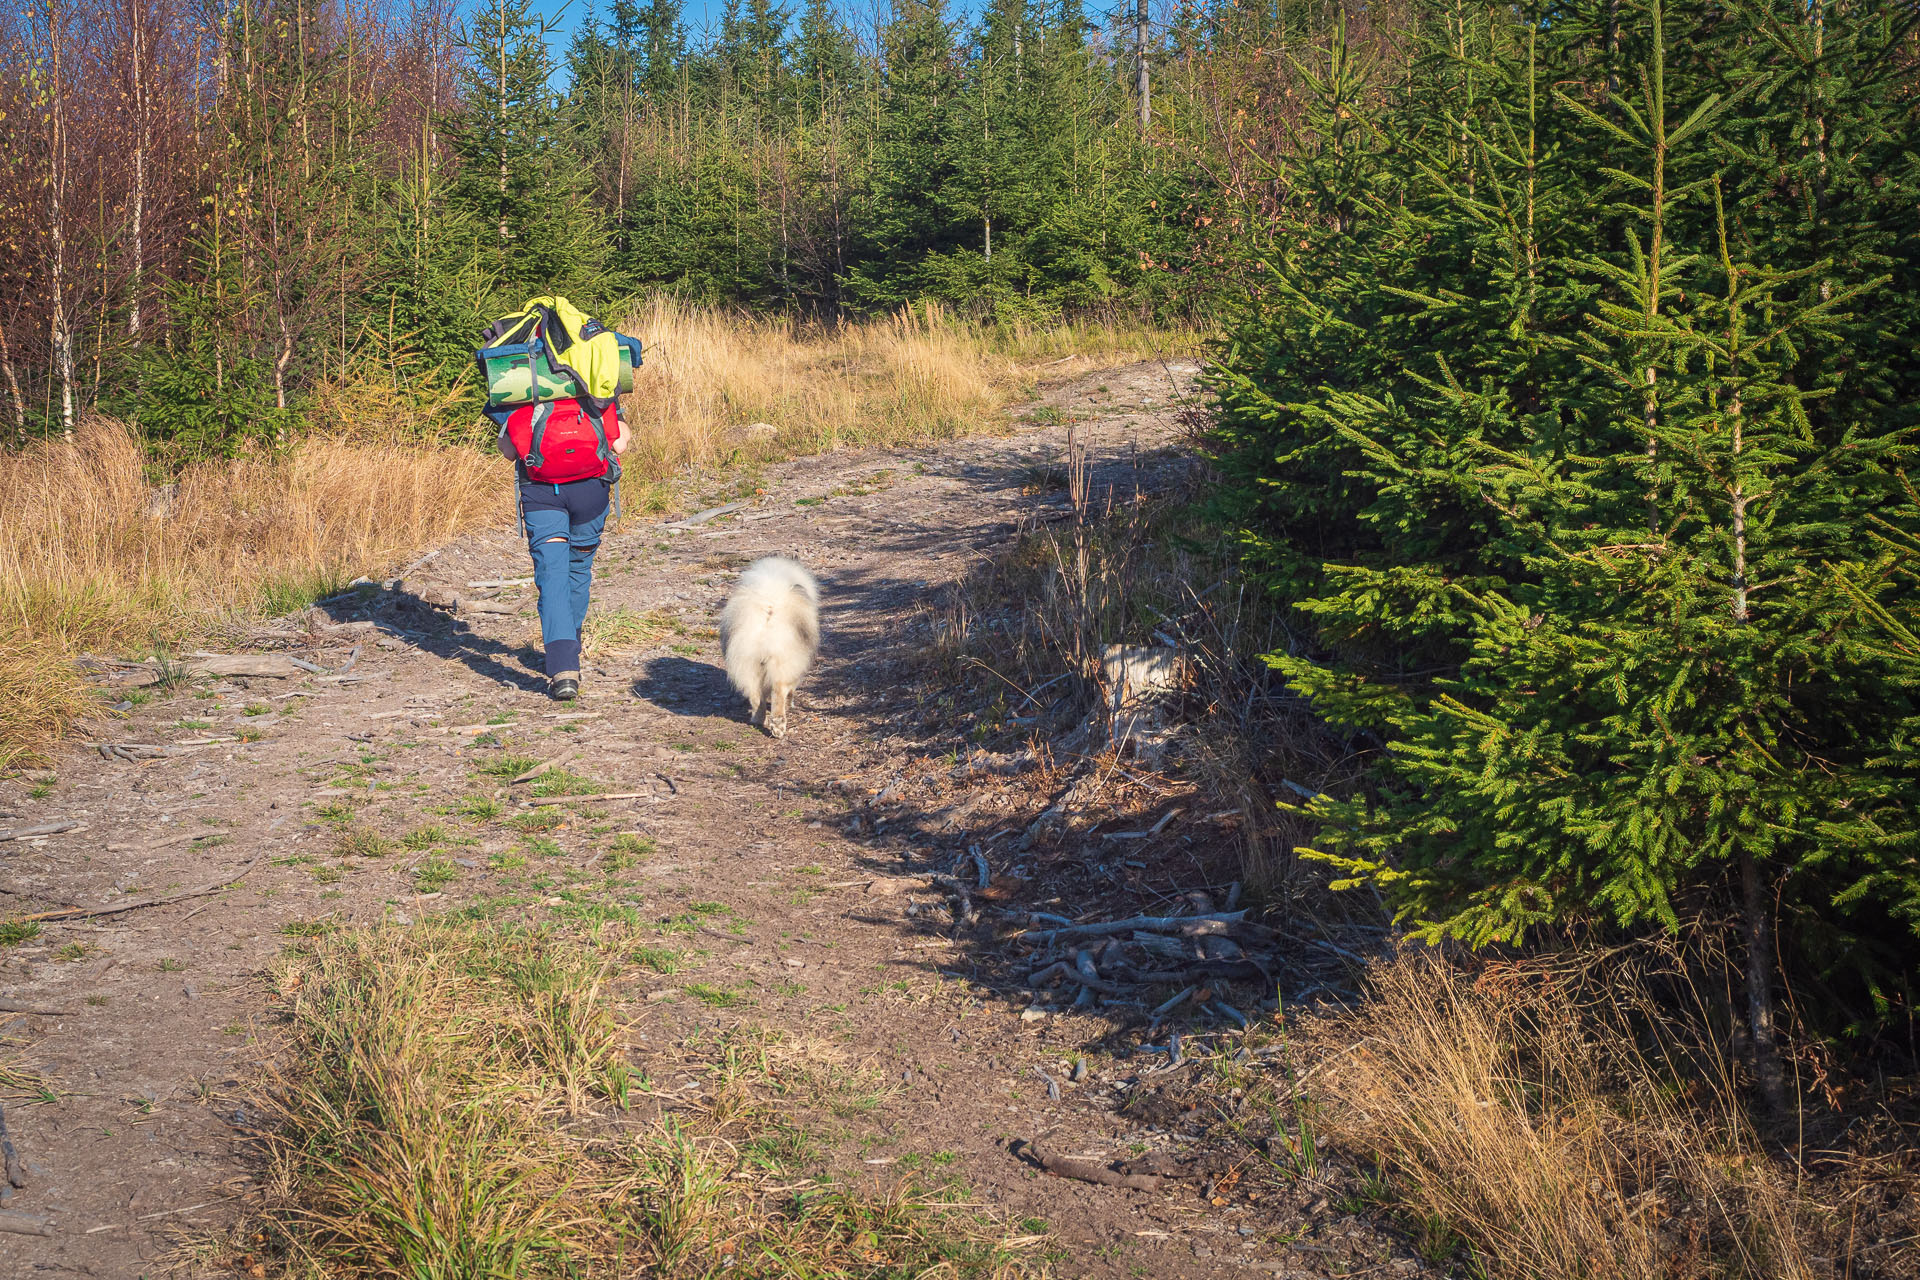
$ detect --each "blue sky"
[526,0,1015,66]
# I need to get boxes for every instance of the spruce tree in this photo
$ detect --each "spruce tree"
[1210,0,1920,1056]
[845,0,967,307]
[448,0,606,305]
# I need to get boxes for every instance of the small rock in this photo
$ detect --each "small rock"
[646,989,678,1003]
[781,957,804,968]
[1019,1006,1051,1023]
[1307,1196,1330,1215]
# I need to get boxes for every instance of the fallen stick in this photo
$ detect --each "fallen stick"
[859,876,936,896]
[0,1210,50,1236]
[106,829,214,853]
[466,577,533,589]
[21,851,265,923]
[1021,910,1248,945]
[182,653,305,678]
[1025,958,1127,995]
[0,1000,75,1016]
[1212,1001,1251,1029]
[0,887,78,906]
[462,600,521,615]
[1026,1145,1163,1192]
[385,546,443,586]
[1026,961,1074,987]
[526,791,648,807]
[0,821,78,843]
[511,752,576,785]
[664,501,746,529]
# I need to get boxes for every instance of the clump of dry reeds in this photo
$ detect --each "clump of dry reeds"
[1300,951,1821,1280]
[238,921,1034,1279]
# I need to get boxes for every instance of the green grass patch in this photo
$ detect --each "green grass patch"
[335,826,393,858]
[412,856,458,894]
[530,768,602,799]
[475,754,540,780]
[631,946,685,975]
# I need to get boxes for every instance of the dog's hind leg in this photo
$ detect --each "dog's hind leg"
[766,680,792,739]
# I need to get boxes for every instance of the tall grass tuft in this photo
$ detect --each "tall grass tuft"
[1301,952,1820,1280]
[245,921,1034,1278]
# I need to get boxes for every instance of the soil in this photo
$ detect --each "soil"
[0,359,1435,1279]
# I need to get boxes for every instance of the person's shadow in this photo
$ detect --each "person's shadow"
[322,585,547,693]
[633,654,737,718]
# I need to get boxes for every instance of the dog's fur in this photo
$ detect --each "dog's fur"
[719,557,819,738]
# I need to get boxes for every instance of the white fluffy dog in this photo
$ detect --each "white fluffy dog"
[719,557,820,738]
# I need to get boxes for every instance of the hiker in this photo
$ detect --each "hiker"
[478,297,643,702]
[496,399,626,701]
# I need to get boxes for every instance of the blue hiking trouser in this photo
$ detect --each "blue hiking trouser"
[519,477,611,678]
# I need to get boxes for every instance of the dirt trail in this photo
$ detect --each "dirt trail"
[0,360,1426,1279]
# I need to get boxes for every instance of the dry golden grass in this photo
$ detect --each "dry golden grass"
[232,921,1036,1279]
[612,297,1169,483]
[0,420,503,767]
[1300,953,1820,1280]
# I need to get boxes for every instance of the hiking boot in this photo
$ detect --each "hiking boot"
[549,671,580,702]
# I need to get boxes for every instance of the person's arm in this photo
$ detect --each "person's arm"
[495,419,518,462]
[603,402,629,456]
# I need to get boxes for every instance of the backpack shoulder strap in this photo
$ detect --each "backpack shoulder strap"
[524,402,556,470]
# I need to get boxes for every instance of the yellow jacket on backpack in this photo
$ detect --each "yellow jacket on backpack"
[516,296,625,401]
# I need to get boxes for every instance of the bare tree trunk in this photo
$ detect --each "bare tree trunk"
[1134,0,1149,131]
[46,0,76,437]
[1642,0,1668,532]
[275,315,292,412]
[1730,393,1747,622]
[1741,851,1787,1114]
[128,0,148,352]
[495,0,510,250]
[0,317,26,438]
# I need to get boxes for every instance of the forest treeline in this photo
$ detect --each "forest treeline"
[1207,0,1920,1065]
[0,0,1346,456]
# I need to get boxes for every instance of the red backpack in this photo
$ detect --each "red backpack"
[504,398,618,484]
